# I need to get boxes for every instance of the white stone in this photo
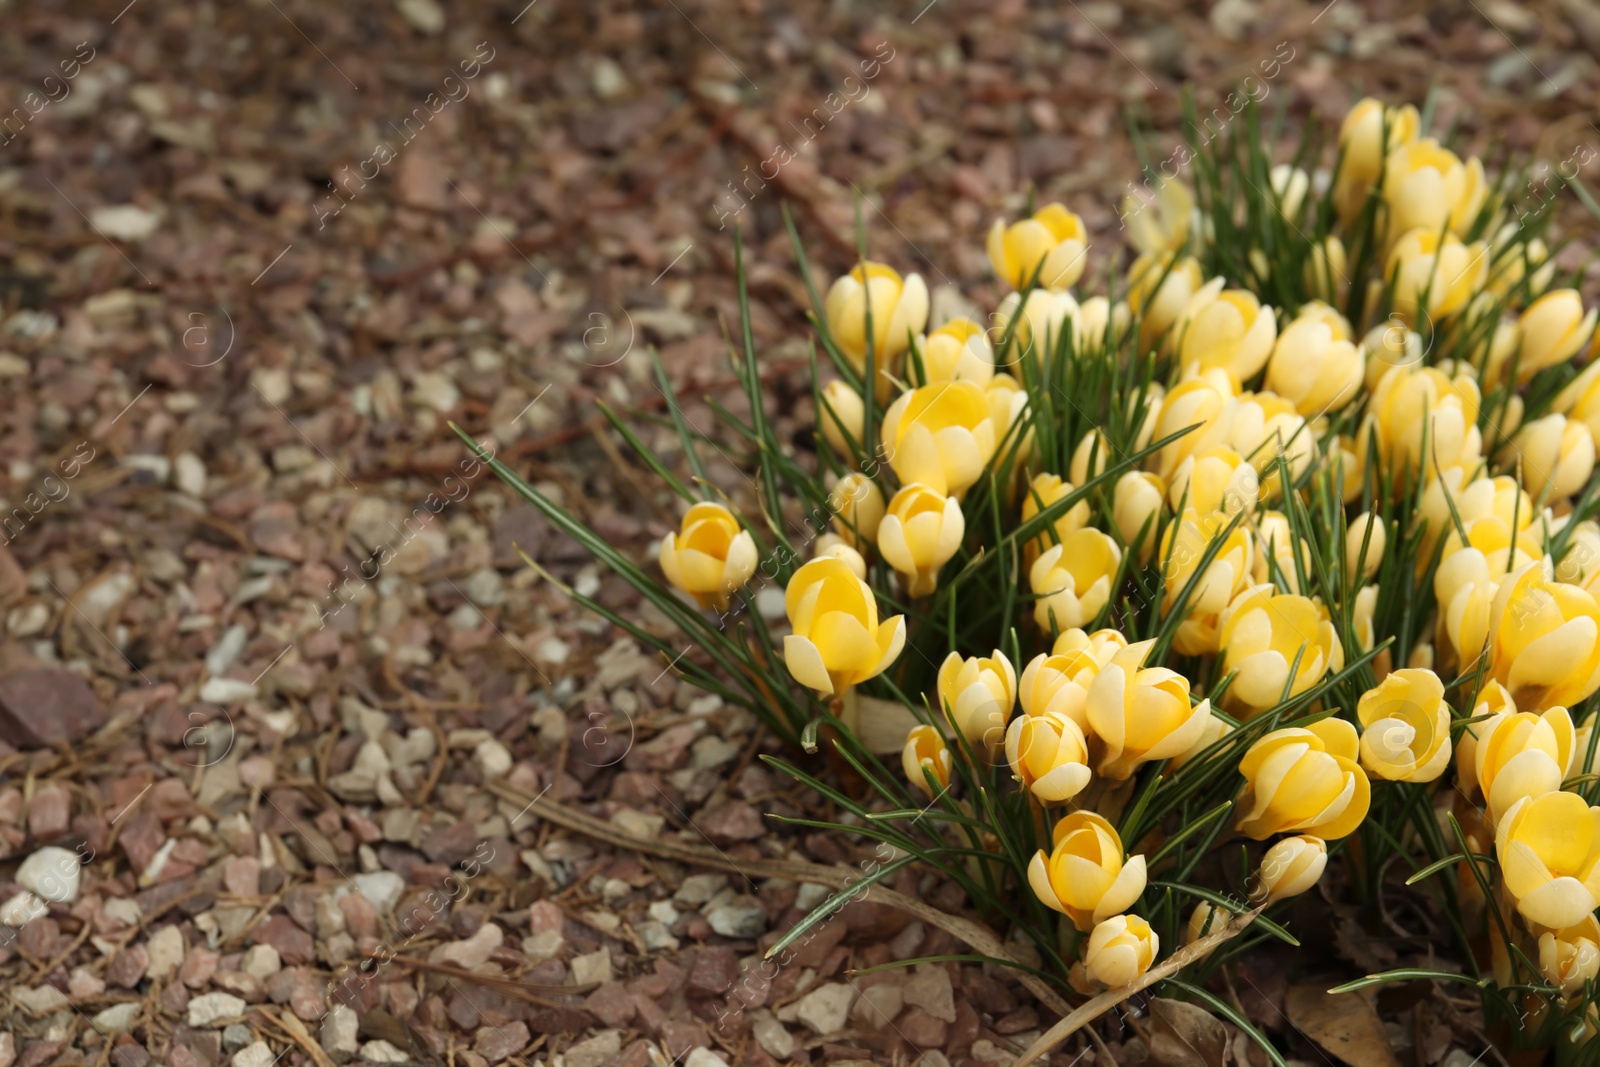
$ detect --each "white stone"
[322,1005,359,1059]
[705,899,766,939]
[674,873,726,905]
[358,1041,410,1065]
[90,204,160,242]
[242,944,281,979]
[12,985,68,1015]
[353,871,405,914]
[201,677,257,704]
[565,1032,622,1067]
[474,738,512,777]
[187,992,247,1027]
[904,964,956,1023]
[394,0,444,34]
[684,1050,729,1067]
[854,984,904,1029]
[795,883,831,912]
[431,921,502,968]
[793,983,857,1035]
[891,921,926,960]
[647,900,680,925]
[751,1010,795,1058]
[103,897,142,926]
[17,846,80,903]
[146,924,186,979]
[175,451,207,497]
[233,1042,274,1067]
[637,921,678,952]
[569,946,613,985]
[0,891,46,926]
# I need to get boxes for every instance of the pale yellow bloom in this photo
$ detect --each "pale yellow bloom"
[938,649,1017,755]
[1368,363,1483,475]
[1509,413,1595,502]
[1217,587,1344,716]
[1074,296,1131,354]
[1221,390,1316,496]
[1128,252,1206,349]
[1516,290,1597,382]
[1362,321,1424,392]
[1266,304,1363,416]
[1124,178,1193,255]
[902,724,951,797]
[1113,471,1166,555]
[1169,446,1259,516]
[1539,916,1600,998]
[1005,711,1092,804]
[782,557,905,696]
[1174,279,1277,382]
[658,502,758,612]
[1346,513,1386,583]
[1270,164,1310,222]
[1490,560,1600,711]
[1555,360,1600,445]
[994,289,1081,362]
[1020,472,1090,566]
[1328,433,1369,504]
[984,373,1031,461]
[812,533,867,580]
[1149,373,1234,480]
[988,203,1090,291]
[918,317,994,385]
[819,380,865,458]
[877,484,964,597]
[1237,719,1371,840]
[1453,680,1517,798]
[1422,471,1531,565]
[1486,228,1555,303]
[1382,139,1487,241]
[880,380,997,497]
[1305,235,1349,306]
[1353,584,1378,653]
[1251,511,1309,595]
[1251,835,1328,904]
[1086,640,1214,779]
[1018,638,1118,733]
[828,473,885,549]
[824,261,930,374]
[1387,229,1488,323]
[1082,914,1158,988]
[1356,668,1451,782]
[1160,509,1255,655]
[1031,530,1122,632]
[1496,790,1600,930]
[1473,703,1576,820]
[1028,811,1148,931]
[1335,98,1420,222]
[1169,713,1233,770]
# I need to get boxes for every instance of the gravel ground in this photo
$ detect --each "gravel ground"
[1,1,1598,1065]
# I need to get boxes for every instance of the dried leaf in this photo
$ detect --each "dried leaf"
[1285,985,1401,1067]
[1150,997,1229,1067]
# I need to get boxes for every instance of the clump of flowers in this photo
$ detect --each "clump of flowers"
[475,93,1600,1054]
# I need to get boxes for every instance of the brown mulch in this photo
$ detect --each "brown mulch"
[0,1,1597,1066]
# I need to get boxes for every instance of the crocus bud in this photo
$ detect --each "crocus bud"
[1027,812,1147,931]
[1473,704,1576,820]
[1174,279,1277,383]
[902,724,951,798]
[880,380,997,497]
[1124,178,1193,255]
[938,650,1016,754]
[1005,711,1092,804]
[1082,914,1159,988]
[1387,229,1487,323]
[1491,560,1600,712]
[1454,680,1517,797]
[1216,587,1344,716]
[1356,668,1451,782]
[658,502,758,612]
[1070,430,1110,486]
[1237,719,1371,840]
[812,533,867,580]
[1538,917,1600,997]
[994,289,1081,362]
[1382,139,1487,241]
[1074,296,1130,354]
[1509,413,1595,502]
[819,380,865,458]
[782,558,905,695]
[919,317,994,384]
[1020,472,1090,566]
[1149,374,1233,479]
[1305,235,1348,306]
[1128,252,1205,349]
[1087,641,1214,779]
[1362,321,1424,391]
[1186,902,1221,950]
[1031,530,1121,633]
[1160,510,1255,654]
[988,203,1090,291]
[1270,164,1310,221]
[1113,471,1166,555]
[1168,446,1259,515]
[1495,790,1600,930]
[1346,513,1386,582]
[1251,835,1328,903]
[829,473,885,548]
[878,484,964,597]
[1266,304,1363,416]
[1335,98,1420,222]
[1516,290,1596,382]
[1353,584,1378,653]
[824,261,929,373]
[1486,229,1555,303]
[1369,363,1482,475]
